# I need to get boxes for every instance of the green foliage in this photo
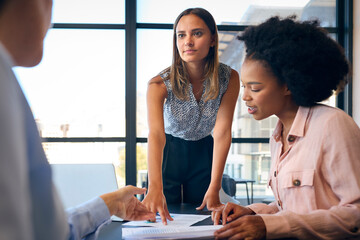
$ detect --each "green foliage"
[115,145,148,186]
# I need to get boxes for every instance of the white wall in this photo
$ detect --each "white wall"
[354,1,360,126]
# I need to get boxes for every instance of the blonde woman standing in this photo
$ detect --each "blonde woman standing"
[143,8,240,225]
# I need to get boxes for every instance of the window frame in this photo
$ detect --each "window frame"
[44,0,353,186]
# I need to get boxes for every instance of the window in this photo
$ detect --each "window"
[52,0,125,24]
[14,0,352,199]
[135,0,342,199]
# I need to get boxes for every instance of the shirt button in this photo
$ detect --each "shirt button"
[288,135,295,142]
[274,171,277,177]
[293,179,301,186]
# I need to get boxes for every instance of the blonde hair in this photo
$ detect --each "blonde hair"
[169,8,219,101]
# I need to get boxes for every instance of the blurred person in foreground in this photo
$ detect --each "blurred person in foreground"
[0,0,155,239]
[212,16,360,239]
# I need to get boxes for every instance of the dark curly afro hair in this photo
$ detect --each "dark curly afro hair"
[0,0,8,12]
[237,16,349,107]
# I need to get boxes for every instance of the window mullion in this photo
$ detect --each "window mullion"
[125,0,137,186]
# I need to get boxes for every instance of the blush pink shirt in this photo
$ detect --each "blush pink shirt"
[249,105,360,239]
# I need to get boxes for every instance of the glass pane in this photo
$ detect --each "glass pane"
[52,0,125,24]
[15,29,125,138]
[220,31,338,138]
[136,142,274,200]
[219,30,277,138]
[44,142,126,187]
[136,143,149,189]
[226,143,274,200]
[137,0,335,27]
[136,29,338,139]
[136,29,173,137]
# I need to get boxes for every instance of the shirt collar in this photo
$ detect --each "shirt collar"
[272,106,311,142]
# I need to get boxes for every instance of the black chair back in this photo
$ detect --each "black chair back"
[222,174,236,197]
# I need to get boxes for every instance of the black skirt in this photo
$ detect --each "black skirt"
[162,134,214,204]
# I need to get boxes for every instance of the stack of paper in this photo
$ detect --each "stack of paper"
[121,213,222,239]
[122,213,209,228]
[122,225,222,239]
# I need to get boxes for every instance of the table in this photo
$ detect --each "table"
[97,203,215,240]
[234,178,255,205]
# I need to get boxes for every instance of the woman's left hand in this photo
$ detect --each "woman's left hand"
[196,187,223,211]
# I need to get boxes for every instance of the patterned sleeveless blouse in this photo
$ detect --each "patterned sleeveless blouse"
[160,63,232,141]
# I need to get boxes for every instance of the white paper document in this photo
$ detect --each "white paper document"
[122,213,209,228]
[122,225,222,239]
[111,215,123,221]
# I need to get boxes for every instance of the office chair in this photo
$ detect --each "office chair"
[220,174,239,204]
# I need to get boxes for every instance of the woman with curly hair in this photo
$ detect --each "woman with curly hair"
[212,16,360,239]
[143,7,240,225]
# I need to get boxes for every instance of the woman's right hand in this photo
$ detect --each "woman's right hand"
[142,189,173,225]
[211,202,255,225]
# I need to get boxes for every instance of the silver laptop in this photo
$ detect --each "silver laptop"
[51,163,119,209]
